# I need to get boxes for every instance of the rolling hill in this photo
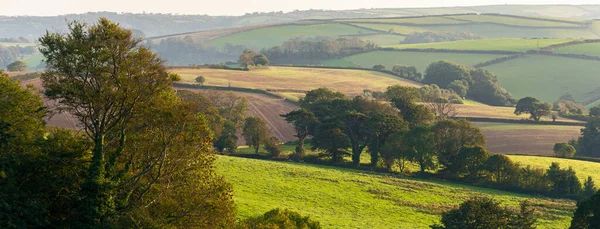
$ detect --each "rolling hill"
[217,156,575,228]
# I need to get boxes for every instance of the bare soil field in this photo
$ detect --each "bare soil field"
[455,102,583,123]
[20,79,80,130]
[474,122,582,155]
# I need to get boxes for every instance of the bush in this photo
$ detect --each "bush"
[238,208,321,229]
[553,142,576,158]
[263,137,282,158]
[372,64,386,71]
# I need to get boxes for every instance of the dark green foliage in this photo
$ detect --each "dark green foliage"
[455,146,490,181]
[590,106,600,117]
[484,154,518,185]
[402,31,482,44]
[6,60,27,72]
[243,117,270,154]
[547,163,582,196]
[468,68,515,106]
[431,119,486,177]
[253,54,270,66]
[431,197,536,229]
[553,142,576,158]
[391,65,423,81]
[583,176,597,197]
[404,126,437,173]
[423,61,514,106]
[195,75,206,86]
[515,97,552,121]
[386,85,434,127]
[281,109,317,156]
[215,121,239,153]
[448,80,468,97]
[238,208,321,229]
[570,190,600,229]
[423,61,472,89]
[576,117,600,157]
[372,64,386,71]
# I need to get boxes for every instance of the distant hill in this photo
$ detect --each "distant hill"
[2,5,600,39]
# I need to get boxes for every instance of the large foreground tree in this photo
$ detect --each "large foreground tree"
[39,18,235,227]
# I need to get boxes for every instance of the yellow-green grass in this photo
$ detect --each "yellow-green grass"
[322,51,507,72]
[474,122,582,156]
[454,102,579,123]
[484,54,600,103]
[171,66,421,96]
[207,24,374,49]
[22,53,45,71]
[338,16,464,25]
[276,92,305,101]
[342,34,405,46]
[217,156,575,228]
[446,14,582,27]
[509,155,600,183]
[384,38,574,52]
[554,42,600,57]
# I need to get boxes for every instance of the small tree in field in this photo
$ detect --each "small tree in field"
[515,97,552,121]
[553,142,576,158]
[195,76,206,86]
[243,117,269,154]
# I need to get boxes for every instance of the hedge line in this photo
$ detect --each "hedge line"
[173,82,300,106]
[540,39,600,51]
[380,47,523,55]
[464,117,585,126]
[528,50,600,61]
[473,54,525,68]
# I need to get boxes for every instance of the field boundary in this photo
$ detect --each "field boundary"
[463,117,585,126]
[270,64,423,84]
[172,82,300,106]
[380,47,522,55]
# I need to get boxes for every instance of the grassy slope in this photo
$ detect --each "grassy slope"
[554,42,600,56]
[217,156,575,229]
[207,24,374,49]
[446,14,582,27]
[509,155,600,183]
[484,54,600,102]
[322,51,506,72]
[384,38,574,52]
[172,66,421,95]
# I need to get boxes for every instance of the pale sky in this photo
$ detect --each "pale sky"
[1,0,599,16]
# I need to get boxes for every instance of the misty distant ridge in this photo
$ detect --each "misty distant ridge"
[2,4,600,38]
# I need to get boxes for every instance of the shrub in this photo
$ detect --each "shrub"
[238,208,321,229]
[553,142,576,158]
[263,137,282,158]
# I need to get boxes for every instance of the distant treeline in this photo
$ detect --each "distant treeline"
[401,32,482,44]
[261,37,378,65]
[150,36,246,65]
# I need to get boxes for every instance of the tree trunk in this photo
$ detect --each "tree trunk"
[76,134,110,228]
[295,137,305,155]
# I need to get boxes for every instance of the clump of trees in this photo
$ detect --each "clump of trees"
[238,49,270,68]
[243,117,270,154]
[0,18,238,228]
[0,45,37,69]
[570,190,600,229]
[431,197,536,229]
[6,60,27,72]
[392,65,423,82]
[514,97,552,121]
[554,142,576,158]
[423,61,515,106]
[261,37,378,65]
[402,31,482,44]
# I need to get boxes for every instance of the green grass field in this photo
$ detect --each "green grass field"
[207,24,374,49]
[509,155,600,183]
[217,156,575,228]
[22,53,44,71]
[484,54,600,103]
[384,38,574,52]
[349,23,431,34]
[554,42,600,57]
[172,66,421,95]
[322,51,506,72]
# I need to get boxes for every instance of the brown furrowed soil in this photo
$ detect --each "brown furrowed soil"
[474,122,582,155]
[20,79,80,130]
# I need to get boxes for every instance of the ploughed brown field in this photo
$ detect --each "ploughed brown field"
[19,79,79,130]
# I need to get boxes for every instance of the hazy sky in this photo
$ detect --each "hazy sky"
[2,0,599,16]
